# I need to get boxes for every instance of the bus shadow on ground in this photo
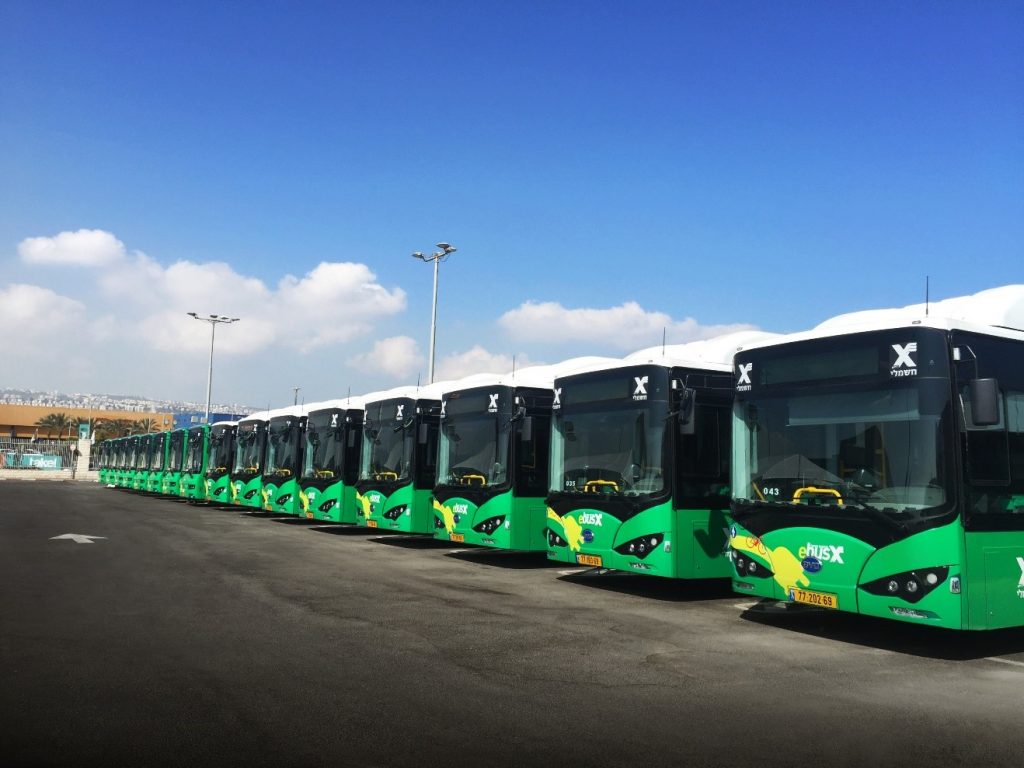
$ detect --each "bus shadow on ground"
[445,549,562,570]
[269,517,323,525]
[557,570,734,603]
[370,534,459,549]
[738,600,1024,660]
[309,524,377,536]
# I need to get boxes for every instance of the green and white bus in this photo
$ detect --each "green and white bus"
[230,412,270,509]
[204,421,237,504]
[432,363,612,550]
[728,288,1024,629]
[161,428,188,496]
[117,436,136,489]
[262,406,308,515]
[145,432,167,494]
[356,382,451,533]
[298,397,367,523]
[132,433,151,491]
[181,425,209,501]
[546,333,776,578]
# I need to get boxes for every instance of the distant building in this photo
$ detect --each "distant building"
[0,404,175,440]
[173,412,249,429]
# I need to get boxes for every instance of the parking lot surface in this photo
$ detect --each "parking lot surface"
[3,481,1024,767]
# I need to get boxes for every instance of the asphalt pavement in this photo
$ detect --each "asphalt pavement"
[2,481,1024,767]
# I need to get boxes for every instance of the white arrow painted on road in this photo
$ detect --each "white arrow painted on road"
[50,534,107,544]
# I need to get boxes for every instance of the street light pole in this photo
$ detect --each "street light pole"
[188,313,240,424]
[412,242,456,384]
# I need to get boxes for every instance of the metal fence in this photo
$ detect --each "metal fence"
[0,438,77,473]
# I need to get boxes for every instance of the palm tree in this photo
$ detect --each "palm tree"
[136,417,159,434]
[35,412,74,439]
[93,418,139,439]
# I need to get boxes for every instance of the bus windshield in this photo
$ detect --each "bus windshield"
[266,420,301,478]
[149,437,164,471]
[302,413,342,480]
[550,400,668,498]
[438,411,510,488]
[208,428,234,473]
[360,414,413,482]
[233,425,264,476]
[732,382,951,521]
[167,433,184,472]
[185,430,205,473]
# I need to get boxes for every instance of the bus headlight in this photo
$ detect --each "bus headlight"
[276,493,292,506]
[547,528,567,548]
[860,566,949,604]
[731,550,773,578]
[614,534,663,560]
[318,498,337,513]
[383,505,407,520]
[473,516,505,535]
[243,489,259,500]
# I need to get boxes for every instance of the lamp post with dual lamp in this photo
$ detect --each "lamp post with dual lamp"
[187,313,240,424]
[411,242,457,384]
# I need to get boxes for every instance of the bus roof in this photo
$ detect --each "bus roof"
[306,395,368,414]
[739,284,1024,353]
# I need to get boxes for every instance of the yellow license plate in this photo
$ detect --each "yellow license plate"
[450,533,465,543]
[576,553,603,567]
[789,588,839,609]
[367,520,378,528]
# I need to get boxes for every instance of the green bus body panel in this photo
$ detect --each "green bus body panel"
[964,532,1024,630]
[262,477,301,515]
[231,476,264,509]
[728,520,973,629]
[181,471,205,500]
[161,471,182,497]
[545,501,731,578]
[205,474,233,504]
[356,484,433,533]
[433,492,548,550]
[298,480,358,524]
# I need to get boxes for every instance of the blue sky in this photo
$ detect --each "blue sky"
[1,1,1021,408]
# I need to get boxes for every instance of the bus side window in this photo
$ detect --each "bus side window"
[516,415,550,497]
[677,403,729,502]
[963,386,1010,489]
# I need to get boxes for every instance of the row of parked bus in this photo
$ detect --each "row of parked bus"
[95,286,1024,631]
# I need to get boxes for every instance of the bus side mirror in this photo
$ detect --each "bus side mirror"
[678,388,696,434]
[418,423,429,444]
[520,416,533,443]
[969,378,1000,426]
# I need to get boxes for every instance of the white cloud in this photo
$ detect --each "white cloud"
[18,229,126,267]
[0,283,86,334]
[349,336,424,379]
[2,228,414,403]
[434,346,535,380]
[498,300,757,351]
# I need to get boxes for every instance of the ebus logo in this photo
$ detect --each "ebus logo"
[579,512,603,527]
[798,543,845,564]
[488,394,499,413]
[891,342,918,377]
[1017,557,1024,599]
[552,388,562,409]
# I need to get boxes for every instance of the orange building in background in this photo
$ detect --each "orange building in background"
[0,405,174,440]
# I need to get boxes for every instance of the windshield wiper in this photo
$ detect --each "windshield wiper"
[843,499,908,534]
